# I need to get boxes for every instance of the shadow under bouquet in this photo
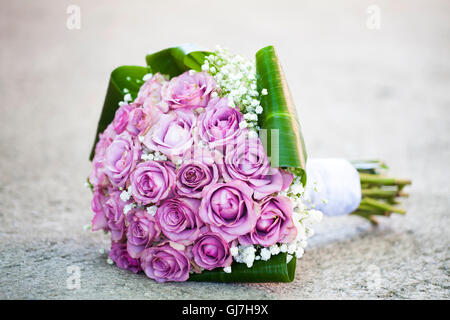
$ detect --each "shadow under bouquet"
[87,45,410,283]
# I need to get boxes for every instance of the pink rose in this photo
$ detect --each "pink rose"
[143,109,196,159]
[113,103,150,136]
[113,103,134,135]
[197,97,244,149]
[109,242,141,274]
[192,233,232,270]
[130,160,175,205]
[126,209,161,258]
[156,197,203,245]
[136,73,169,125]
[140,242,190,282]
[222,135,293,199]
[104,191,127,241]
[162,71,215,110]
[199,181,260,242]
[175,155,219,199]
[239,196,297,247]
[91,188,108,232]
[103,132,141,188]
[89,124,116,188]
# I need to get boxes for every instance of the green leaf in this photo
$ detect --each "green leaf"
[188,252,296,283]
[145,44,213,78]
[89,65,150,160]
[256,46,307,180]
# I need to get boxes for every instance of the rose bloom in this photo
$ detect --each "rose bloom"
[175,154,219,199]
[104,191,127,241]
[91,188,109,232]
[103,132,141,188]
[156,197,202,245]
[197,97,244,149]
[130,160,176,205]
[192,233,232,270]
[136,73,169,125]
[161,71,215,110]
[89,124,116,188]
[109,242,141,274]
[112,103,149,136]
[140,242,190,282]
[126,209,161,258]
[222,135,293,200]
[113,103,134,135]
[239,195,297,247]
[143,109,196,159]
[199,181,260,242]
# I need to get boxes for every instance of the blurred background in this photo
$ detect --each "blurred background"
[0,0,448,299]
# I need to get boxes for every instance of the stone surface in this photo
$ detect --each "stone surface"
[0,0,448,299]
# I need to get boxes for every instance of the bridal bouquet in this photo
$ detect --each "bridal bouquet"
[88,45,410,283]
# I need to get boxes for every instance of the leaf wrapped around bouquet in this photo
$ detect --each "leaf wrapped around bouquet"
[87,44,410,284]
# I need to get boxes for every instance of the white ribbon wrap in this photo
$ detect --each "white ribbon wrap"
[304,158,362,216]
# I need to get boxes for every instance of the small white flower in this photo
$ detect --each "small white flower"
[295,247,305,258]
[230,246,239,257]
[124,93,132,102]
[287,243,297,255]
[106,258,114,265]
[261,88,268,95]
[223,266,232,273]
[255,105,263,114]
[269,245,281,255]
[120,190,131,202]
[239,121,248,129]
[123,203,136,215]
[260,248,271,261]
[123,88,129,93]
[146,205,157,216]
[280,244,288,253]
[142,73,153,81]
[211,91,218,98]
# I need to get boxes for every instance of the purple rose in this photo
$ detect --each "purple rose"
[136,73,169,126]
[126,209,161,258]
[222,135,293,199]
[140,242,190,282]
[197,97,244,149]
[103,132,141,188]
[192,233,232,270]
[113,103,134,135]
[143,109,196,159]
[175,155,219,199]
[156,197,203,245]
[104,191,127,241]
[91,188,109,232]
[239,196,297,247]
[162,71,215,110]
[90,124,116,188]
[127,106,149,136]
[199,181,260,242]
[130,160,175,205]
[109,242,141,274]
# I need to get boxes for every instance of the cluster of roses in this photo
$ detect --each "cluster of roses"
[89,70,298,282]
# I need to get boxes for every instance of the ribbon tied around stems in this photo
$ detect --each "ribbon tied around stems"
[304,158,362,216]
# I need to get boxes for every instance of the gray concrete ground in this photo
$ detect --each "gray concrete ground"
[0,0,449,299]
